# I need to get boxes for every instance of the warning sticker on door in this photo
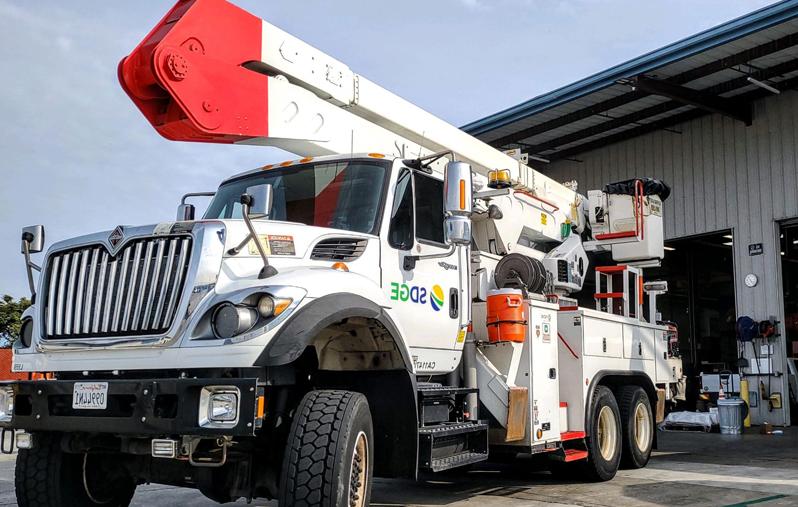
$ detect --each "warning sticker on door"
[249,235,296,256]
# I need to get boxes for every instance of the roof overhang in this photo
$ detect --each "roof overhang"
[463,0,798,162]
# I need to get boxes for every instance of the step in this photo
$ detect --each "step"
[560,431,586,442]
[563,449,589,462]
[429,451,489,472]
[419,422,489,472]
[417,385,479,398]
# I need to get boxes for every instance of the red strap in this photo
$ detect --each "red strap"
[558,333,579,359]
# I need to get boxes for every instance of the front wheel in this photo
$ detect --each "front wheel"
[581,385,622,481]
[15,433,136,507]
[280,390,374,507]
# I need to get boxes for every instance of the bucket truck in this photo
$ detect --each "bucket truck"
[3,1,681,505]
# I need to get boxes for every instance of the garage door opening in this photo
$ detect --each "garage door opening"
[646,230,737,408]
[779,221,798,424]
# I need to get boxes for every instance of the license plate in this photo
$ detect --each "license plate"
[72,382,108,410]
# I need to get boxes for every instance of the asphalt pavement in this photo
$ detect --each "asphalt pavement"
[0,430,796,506]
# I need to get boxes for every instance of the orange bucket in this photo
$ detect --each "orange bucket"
[486,289,527,343]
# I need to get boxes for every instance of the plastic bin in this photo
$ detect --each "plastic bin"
[717,398,745,435]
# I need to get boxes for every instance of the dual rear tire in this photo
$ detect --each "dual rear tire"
[561,385,654,482]
[618,386,654,469]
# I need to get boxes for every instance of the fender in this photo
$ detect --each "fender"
[585,370,657,435]
[256,292,413,370]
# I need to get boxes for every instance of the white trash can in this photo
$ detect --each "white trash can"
[717,398,745,434]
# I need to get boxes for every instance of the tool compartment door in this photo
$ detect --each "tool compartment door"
[527,303,561,444]
[583,316,623,358]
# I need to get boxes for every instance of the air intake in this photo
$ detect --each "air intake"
[310,238,367,262]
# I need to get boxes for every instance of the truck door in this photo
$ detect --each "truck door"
[381,167,464,374]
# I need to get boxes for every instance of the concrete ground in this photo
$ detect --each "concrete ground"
[0,429,794,506]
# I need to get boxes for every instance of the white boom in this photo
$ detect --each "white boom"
[119,0,581,229]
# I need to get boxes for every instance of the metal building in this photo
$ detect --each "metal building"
[463,0,798,426]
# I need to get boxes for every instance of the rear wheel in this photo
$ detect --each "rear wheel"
[618,386,654,469]
[581,385,622,481]
[279,390,374,507]
[15,433,136,507]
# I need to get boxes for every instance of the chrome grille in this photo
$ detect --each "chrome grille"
[310,238,367,261]
[44,236,192,339]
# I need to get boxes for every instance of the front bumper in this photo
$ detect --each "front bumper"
[1,378,261,437]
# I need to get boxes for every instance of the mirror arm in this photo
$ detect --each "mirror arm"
[181,192,216,205]
[21,239,37,299]
[403,245,457,271]
[239,196,277,279]
[227,233,253,256]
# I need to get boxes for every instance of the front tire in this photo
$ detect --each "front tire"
[15,433,136,507]
[618,386,654,469]
[280,390,374,507]
[581,385,622,481]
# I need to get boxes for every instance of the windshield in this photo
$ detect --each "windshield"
[204,159,389,235]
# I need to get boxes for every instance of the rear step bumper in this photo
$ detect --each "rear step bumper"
[419,421,488,472]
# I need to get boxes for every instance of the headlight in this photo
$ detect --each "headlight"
[199,386,240,428]
[19,318,32,348]
[0,386,14,423]
[212,303,258,339]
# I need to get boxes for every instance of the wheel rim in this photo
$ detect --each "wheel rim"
[633,401,652,452]
[597,406,618,461]
[348,431,368,507]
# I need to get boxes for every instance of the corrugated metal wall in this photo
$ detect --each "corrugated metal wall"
[546,89,798,425]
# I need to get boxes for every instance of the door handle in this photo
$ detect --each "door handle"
[449,288,459,319]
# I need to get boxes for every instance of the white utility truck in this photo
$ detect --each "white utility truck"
[4,1,681,505]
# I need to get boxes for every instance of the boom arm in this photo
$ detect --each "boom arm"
[119,0,579,226]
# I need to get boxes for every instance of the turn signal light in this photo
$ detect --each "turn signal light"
[331,262,349,272]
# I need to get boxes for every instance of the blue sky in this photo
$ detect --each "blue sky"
[0,0,776,297]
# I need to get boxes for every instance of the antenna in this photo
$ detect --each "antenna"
[417,131,427,158]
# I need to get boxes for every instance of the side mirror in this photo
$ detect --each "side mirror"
[177,203,195,221]
[177,192,215,221]
[443,161,472,245]
[21,225,45,254]
[444,215,472,246]
[21,225,45,298]
[443,161,473,216]
[245,184,274,219]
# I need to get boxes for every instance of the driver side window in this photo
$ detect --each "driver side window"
[388,169,414,250]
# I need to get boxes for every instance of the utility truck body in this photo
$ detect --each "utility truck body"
[4,1,681,505]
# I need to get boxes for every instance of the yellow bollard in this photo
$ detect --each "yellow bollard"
[740,378,751,428]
